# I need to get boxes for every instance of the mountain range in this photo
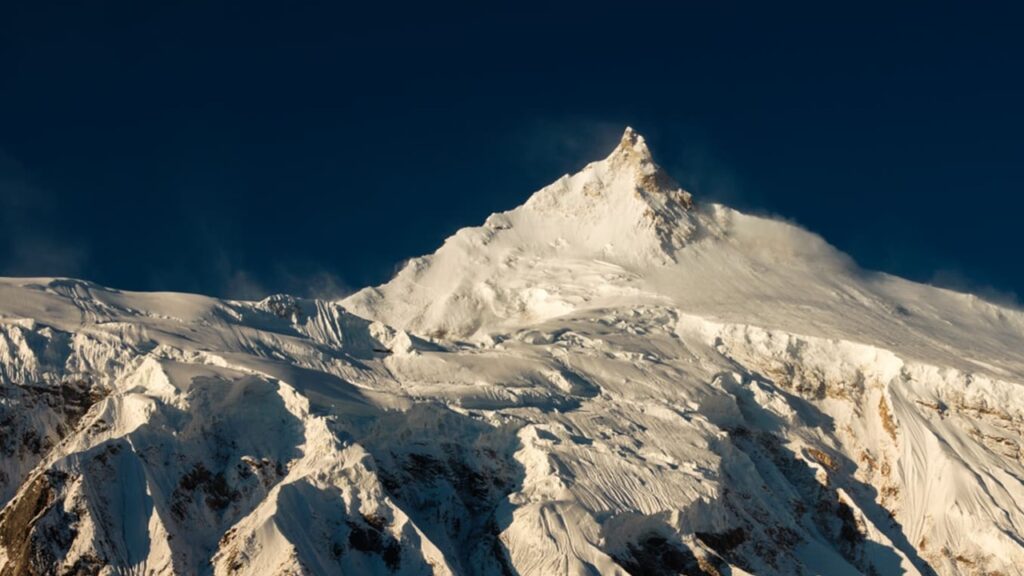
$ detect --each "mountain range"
[1,128,1022,575]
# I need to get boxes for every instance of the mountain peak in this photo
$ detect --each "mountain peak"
[609,126,653,163]
[342,126,709,336]
[606,127,656,180]
[604,127,689,206]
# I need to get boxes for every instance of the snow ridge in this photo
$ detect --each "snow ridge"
[2,129,1024,575]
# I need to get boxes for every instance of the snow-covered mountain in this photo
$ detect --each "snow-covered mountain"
[2,128,1023,575]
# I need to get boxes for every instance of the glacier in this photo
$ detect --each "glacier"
[1,128,1023,575]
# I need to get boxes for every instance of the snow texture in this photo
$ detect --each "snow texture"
[2,128,1023,575]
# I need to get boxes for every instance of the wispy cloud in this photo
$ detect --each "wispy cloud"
[212,252,352,302]
[286,269,352,300]
[219,269,268,301]
[0,151,90,278]
[511,117,629,178]
[928,268,1020,308]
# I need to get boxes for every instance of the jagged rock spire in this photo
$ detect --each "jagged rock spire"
[604,127,693,211]
[608,126,654,165]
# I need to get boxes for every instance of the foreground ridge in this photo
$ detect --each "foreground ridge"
[1,131,1024,575]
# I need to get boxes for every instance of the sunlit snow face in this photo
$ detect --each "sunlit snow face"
[2,127,1024,576]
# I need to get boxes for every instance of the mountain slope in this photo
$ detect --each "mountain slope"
[2,129,1023,575]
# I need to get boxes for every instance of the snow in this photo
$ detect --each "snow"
[1,127,1023,574]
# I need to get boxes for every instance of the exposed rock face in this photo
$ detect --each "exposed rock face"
[2,129,1024,575]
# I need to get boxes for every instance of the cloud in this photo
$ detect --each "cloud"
[281,268,352,301]
[511,117,631,176]
[220,269,268,301]
[138,207,356,302]
[928,268,1020,308]
[212,254,353,302]
[0,152,90,278]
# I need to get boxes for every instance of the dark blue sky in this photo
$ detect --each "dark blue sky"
[1,2,1022,302]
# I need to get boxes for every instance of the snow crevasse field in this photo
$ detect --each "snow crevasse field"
[1,128,1023,575]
